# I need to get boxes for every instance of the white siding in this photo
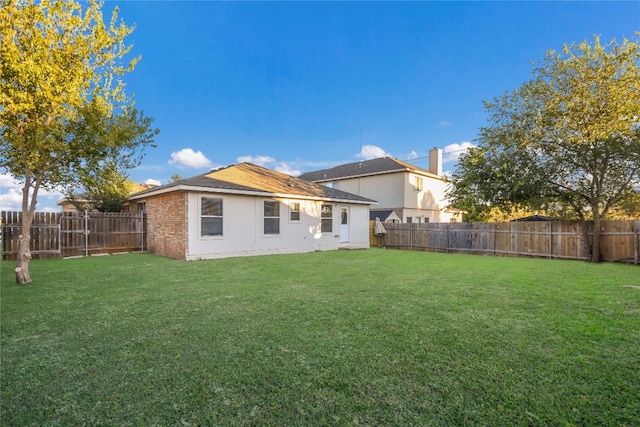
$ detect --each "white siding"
[186,193,370,260]
[326,171,460,223]
[332,173,405,208]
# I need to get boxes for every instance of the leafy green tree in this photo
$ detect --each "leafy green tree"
[448,35,640,262]
[66,107,158,212]
[66,163,132,213]
[0,0,157,283]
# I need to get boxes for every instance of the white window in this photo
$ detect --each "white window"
[290,202,301,222]
[325,182,340,189]
[414,176,423,192]
[406,216,412,224]
[201,197,223,236]
[321,204,332,233]
[264,201,280,235]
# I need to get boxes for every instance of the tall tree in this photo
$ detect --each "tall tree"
[66,107,158,212]
[448,35,640,262]
[66,162,133,213]
[0,0,157,283]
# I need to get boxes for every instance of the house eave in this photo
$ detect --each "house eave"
[129,185,376,205]
[310,168,446,183]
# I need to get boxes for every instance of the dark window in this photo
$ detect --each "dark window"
[290,202,301,221]
[321,204,332,233]
[201,197,223,236]
[264,201,280,235]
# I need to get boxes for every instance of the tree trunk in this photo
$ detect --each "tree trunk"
[579,219,592,261]
[16,217,33,285]
[591,218,602,263]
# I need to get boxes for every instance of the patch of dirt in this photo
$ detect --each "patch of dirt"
[623,285,640,290]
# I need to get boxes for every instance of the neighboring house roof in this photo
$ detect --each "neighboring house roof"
[129,163,377,205]
[369,209,402,221]
[58,183,158,208]
[130,183,157,194]
[511,214,560,222]
[298,157,443,182]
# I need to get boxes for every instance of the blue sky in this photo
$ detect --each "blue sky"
[1,1,638,212]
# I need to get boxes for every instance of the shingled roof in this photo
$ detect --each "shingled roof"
[298,157,442,182]
[129,163,376,204]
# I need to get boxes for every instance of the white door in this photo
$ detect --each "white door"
[340,206,349,242]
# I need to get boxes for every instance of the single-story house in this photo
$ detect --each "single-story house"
[129,163,377,260]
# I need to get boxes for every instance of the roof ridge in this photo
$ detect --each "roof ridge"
[299,156,437,181]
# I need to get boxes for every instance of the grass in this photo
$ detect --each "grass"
[1,249,639,426]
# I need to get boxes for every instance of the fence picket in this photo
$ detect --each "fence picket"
[2,211,146,260]
[369,220,639,264]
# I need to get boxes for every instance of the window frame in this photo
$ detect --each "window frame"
[263,200,280,235]
[320,204,333,233]
[289,201,301,222]
[200,197,223,237]
[414,176,424,192]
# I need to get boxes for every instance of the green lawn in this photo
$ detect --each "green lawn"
[1,250,639,426]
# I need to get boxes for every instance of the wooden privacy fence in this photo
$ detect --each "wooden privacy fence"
[369,220,640,264]
[1,211,146,260]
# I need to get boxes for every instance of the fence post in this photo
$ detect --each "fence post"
[549,221,553,259]
[446,222,450,253]
[409,222,413,251]
[635,220,639,265]
[84,210,89,257]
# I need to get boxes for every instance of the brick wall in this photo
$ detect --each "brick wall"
[144,192,188,259]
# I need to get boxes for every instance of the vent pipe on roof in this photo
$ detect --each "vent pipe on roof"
[429,147,442,176]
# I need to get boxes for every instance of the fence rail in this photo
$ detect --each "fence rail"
[1,211,146,260]
[370,220,640,264]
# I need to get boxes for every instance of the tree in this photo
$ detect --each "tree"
[0,0,157,284]
[66,107,158,212]
[447,35,640,262]
[66,163,133,213]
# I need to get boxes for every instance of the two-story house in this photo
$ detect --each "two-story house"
[299,148,461,223]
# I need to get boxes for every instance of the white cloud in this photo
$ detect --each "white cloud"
[145,178,162,186]
[236,155,276,166]
[0,173,64,211]
[357,144,391,160]
[0,173,20,189]
[438,120,452,127]
[0,188,22,211]
[443,141,476,163]
[275,162,302,177]
[407,150,419,160]
[168,148,213,169]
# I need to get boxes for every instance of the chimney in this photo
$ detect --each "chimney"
[429,147,442,176]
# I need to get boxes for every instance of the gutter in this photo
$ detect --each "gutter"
[129,184,377,205]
